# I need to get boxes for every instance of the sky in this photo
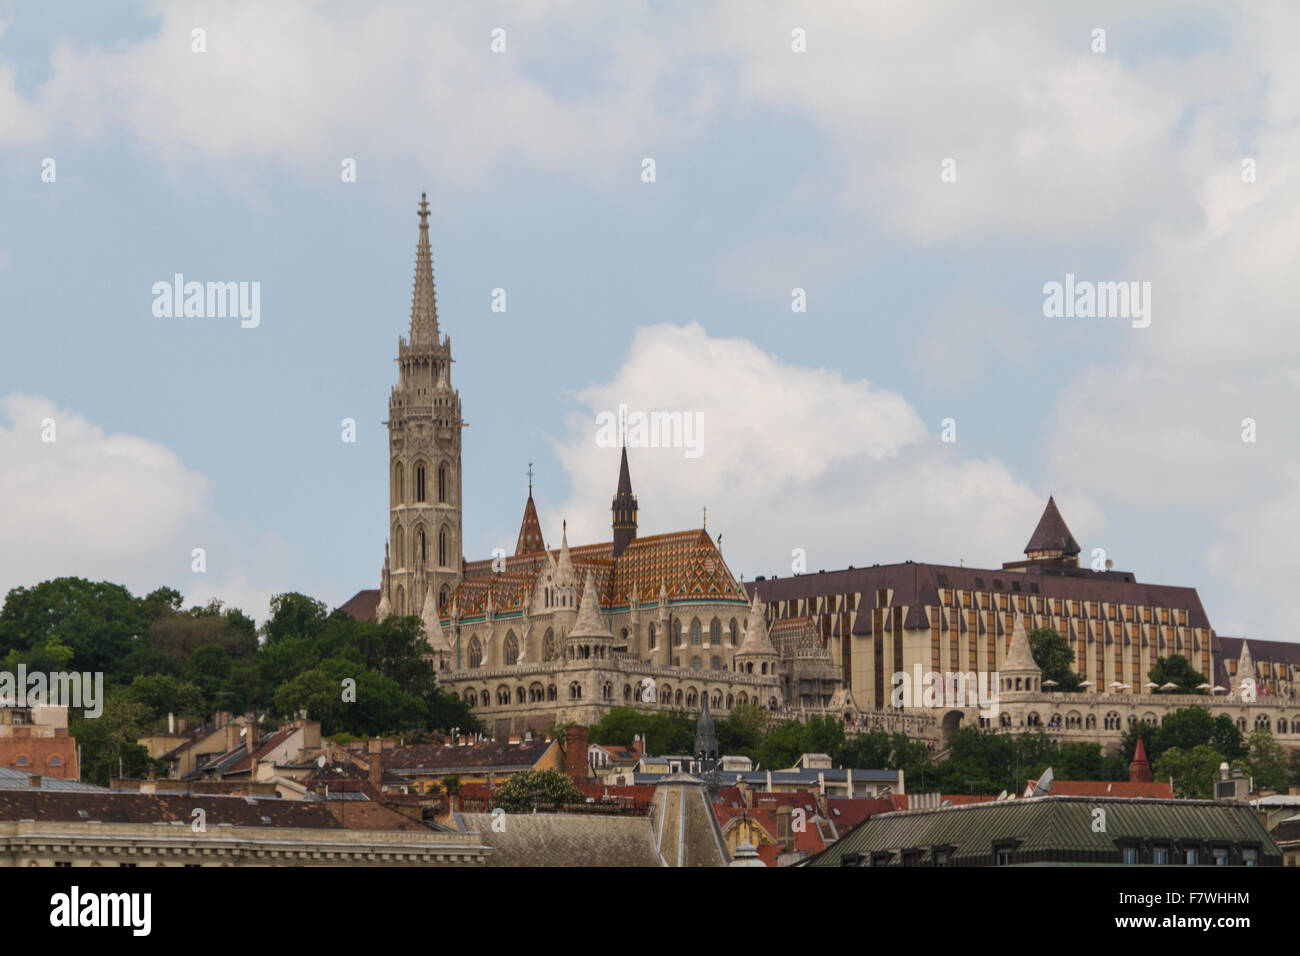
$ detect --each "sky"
[0,1,1296,642]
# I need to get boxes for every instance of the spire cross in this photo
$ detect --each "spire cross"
[527,462,534,495]
[418,192,430,226]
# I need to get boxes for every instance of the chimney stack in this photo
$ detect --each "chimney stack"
[368,738,384,791]
[564,726,589,782]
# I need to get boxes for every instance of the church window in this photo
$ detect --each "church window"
[691,619,702,645]
[673,620,682,646]
[570,682,582,700]
[468,636,483,668]
[394,463,404,503]
[547,684,557,701]
[416,464,427,502]
[729,618,738,644]
[395,586,405,616]
[711,656,721,670]
[692,658,701,670]
[543,628,556,661]
[394,530,404,568]
[438,463,447,503]
[648,623,656,648]
[504,632,519,666]
[709,618,721,644]
[438,528,447,566]
[418,529,427,567]
[439,585,449,610]
[516,687,525,704]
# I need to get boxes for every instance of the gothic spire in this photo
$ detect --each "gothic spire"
[409,192,439,347]
[612,447,638,558]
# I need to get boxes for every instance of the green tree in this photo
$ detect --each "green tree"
[1151,744,1224,798]
[123,674,205,724]
[70,693,160,786]
[491,768,584,813]
[1028,627,1082,692]
[1148,654,1208,694]
[263,592,329,644]
[1245,727,1290,792]
[0,577,149,681]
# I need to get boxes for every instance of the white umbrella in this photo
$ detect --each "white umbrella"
[1144,682,1159,689]
[1080,680,1094,688]
[1196,683,1212,690]
[1109,681,1125,689]
[1160,682,1179,691]
[1042,679,1059,687]
[1211,685,1226,693]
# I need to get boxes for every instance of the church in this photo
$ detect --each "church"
[342,195,789,737]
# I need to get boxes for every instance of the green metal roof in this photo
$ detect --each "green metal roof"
[807,796,1280,866]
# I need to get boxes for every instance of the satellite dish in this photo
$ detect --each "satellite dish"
[316,754,327,768]
[1032,767,1054,797]
[996,790,1009,801]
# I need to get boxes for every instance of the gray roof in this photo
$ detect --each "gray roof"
[0,767,107,792]
[458,812,665,867]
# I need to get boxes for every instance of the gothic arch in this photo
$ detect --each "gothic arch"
[437,461,448,503]
[438,525,449,567]
[414,460,428,503]
[503,631,519,666]
[395,585,406,616]
[710,618,721,645]
[468,635,483,668]
[392,461,405,504]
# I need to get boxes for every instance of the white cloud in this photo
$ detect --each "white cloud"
[0,394,282,621]
[551,324,1057,576]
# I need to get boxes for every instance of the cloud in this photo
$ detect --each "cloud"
[0,393,282,621]
[551,324,1057,576]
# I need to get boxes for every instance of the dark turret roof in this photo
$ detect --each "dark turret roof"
[1025,496,1080,556]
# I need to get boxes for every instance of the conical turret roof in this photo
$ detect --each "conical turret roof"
[737,593,779,658]
[1003,613,1040,674]
[571,571,610,638]
[1024,496,1080,556]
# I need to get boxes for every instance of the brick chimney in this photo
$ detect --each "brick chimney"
[775,804,793,850]
[564,725,589,782]
[368,738,384,791]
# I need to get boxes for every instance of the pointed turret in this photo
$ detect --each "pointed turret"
[409,192,439,347]
[694,693,718,761]
[556,520,573,579]
[736,593,780,665]
[571,571,610,638]
[376,542,392,621]
[1002,613,1042,691]
[515,495,545,556]
[1023,496,1081,561]
[1130,736,1153,783]
[612,446,638,558]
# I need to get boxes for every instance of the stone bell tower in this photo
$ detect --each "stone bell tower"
[379,193,464,619]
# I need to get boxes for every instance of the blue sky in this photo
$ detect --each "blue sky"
[1,1,1296,642]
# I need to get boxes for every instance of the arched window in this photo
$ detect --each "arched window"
[547,684,557,701]
[1256,714,1271,731]
[468,636,483,668]
[497,686,510,706]
[602,682,613,700]
[438,463,447,503]
[648,623,656,649]
[504,632,519,666]
[726,694,734,709]
[516,687,526,704]
[624,684,633,702]
[416,463,427,503]
[394,462,405,503]
[711,656,721,670]
[463,689,475,705]
[1105,711,1120,730]
[1237,716,1247,732]
[418,528,427,567]
[711,691,723,709]
[47,754,63,767]
[686,688,698,707]
[395,585,405,616]
[673,620,682,646]
[438,528,447,567]
[479,690,489,707]
[729,619,738,644]
[394,527,404,568]
[1086,714,1097,729]
[439,585,449,610]
[569,682,582,700]
[543,628,556,661]
[710,618,721,645]
[691,619,702,645]
[691,657,702,670]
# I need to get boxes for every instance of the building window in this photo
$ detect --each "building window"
[1121,846,1139,865]
[995,846,1013,866]
[710,618,721,644]
[438,528,447,566]
[1243,848,1258,866]
[648,623,656,649]
[1153,845,1169,865]
[468,636,482,668]
[691,619,702,645]
[438,464,447,503]
[934,849,950,867]
[503,632,519,666]
[1213,848,1228,866]
[418,528,427,567]
[1185,848,1198,865]
[729,618,738,644]
[416,464,427,502]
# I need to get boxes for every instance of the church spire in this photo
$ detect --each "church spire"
[515,464,545,556]
[409,191,439,347]
[612,447,638,558]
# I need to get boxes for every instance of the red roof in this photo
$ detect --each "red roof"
[1029,779,1174,799]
